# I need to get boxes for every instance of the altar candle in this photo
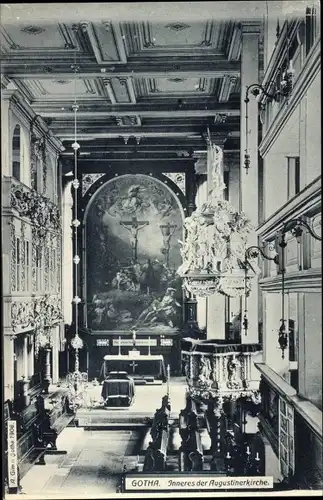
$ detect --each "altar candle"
[246,446,251,455]
[148,336,151,355]
[255,452,260,461]
[226,452,231,459]
[118,336,121,355]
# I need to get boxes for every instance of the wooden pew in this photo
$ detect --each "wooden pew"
[9,377,75,479]
[178,395,204,472]
[143,395,170,472]
[33,392,74,453]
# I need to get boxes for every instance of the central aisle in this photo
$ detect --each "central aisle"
[21,428,139,495]
[20,377,188,496]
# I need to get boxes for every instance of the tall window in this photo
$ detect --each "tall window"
[287,156,300,200]
[36,246,43,291]
[50,247,56,291]
[16,237,21,290]
[12,125,21,181]
[305,6,319,55]
[25,241,30,291]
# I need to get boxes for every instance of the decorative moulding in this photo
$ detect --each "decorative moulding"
[259,268,321,292]
[11,294,62,334]
[259,37,320,157]
[10,183,61,238]
[257,176,321,240]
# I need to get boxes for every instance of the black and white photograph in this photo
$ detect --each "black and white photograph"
[1,1,321,498]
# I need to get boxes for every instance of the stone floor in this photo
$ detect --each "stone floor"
[20,427,140,496]
[76,376,188,422]
[20,377,188,496]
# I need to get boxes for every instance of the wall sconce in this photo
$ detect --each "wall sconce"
[243,245,279,336]
[243,59,295,174]
[245,216,320,356]
[276,216,321,358]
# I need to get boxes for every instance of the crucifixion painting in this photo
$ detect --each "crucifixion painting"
[160,222,177,266]
[120,216,149,261]
[86,174,184,332]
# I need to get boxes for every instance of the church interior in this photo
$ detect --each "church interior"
[1,1,322,496]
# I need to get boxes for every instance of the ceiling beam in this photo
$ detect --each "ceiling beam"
[32,103,240,118]
[4,61,240,79]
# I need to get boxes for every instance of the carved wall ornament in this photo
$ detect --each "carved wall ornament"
[214,113,227,124]
[11,301,34,332]
[21,26,46,36]
[20,221,26,292]
[165,23,190,32]
[163,172,186,195]
[31,227,38,292]
[11,185,61,239]
[10,221,17,292]
[226,355,242,390]
[82,173,105,196]
[11,295,62,341]
[29,132,47,191]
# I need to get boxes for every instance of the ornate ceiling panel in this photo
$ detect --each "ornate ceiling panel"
[20,78,101,100]
[122,20,228,55]
[0,23,78,52]
[133,77,221,97]
[0,16,261,160]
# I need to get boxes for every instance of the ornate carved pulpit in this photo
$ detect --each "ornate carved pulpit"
[101,371,135,407]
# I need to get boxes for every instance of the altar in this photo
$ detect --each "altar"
[101,353,166,381]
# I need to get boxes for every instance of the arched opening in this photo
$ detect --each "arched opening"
[45,154,56,202]
[12,124,21,181]
[84,173,185,334]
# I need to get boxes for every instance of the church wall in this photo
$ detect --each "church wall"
[1,88,64,401]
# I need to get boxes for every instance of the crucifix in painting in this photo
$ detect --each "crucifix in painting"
[120,216,149,262]
[160,222,177,266]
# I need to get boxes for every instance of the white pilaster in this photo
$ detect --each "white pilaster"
[240,23,261,344]
[27,334,34,378]
[62,182,73,325]
[1,95,11,177]
[23,335,28,378]
[52,326,59,383]
[194,163,208,331]
[206,144,225,340]
[4,335,15,401]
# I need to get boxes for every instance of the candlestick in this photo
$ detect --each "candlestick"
[148,336,151,356]
[166,364,170,396]
[255,452,260,461]
[132,328,137,349]
[226,452,231,459]
[246,446,251,455]
[118,336,121,355]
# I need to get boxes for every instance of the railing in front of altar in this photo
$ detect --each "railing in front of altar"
[181,340,262,401]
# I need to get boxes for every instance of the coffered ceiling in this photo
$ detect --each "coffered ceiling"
[1,5,264,167]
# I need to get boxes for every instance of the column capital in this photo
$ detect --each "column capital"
[240,21,262,35]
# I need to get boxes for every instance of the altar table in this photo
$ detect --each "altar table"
[102,354,166,381]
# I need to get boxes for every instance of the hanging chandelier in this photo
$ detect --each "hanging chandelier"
[66,36,86,409]
[177,134,254,298]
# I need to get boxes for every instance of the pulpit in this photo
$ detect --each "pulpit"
[101,371,135,407]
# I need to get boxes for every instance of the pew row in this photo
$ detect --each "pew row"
[178,395,203,472]
[143,395,171,472]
